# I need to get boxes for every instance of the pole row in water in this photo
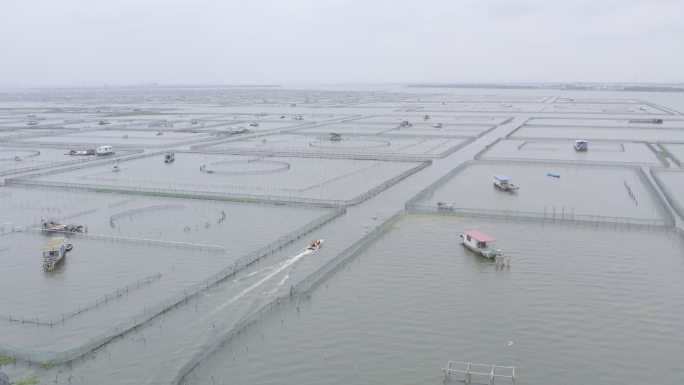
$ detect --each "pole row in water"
[624,180,638,206]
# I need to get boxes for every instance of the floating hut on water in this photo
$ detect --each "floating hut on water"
[42,237,70,271]
[96,145,114,156]
[459,230,509,266]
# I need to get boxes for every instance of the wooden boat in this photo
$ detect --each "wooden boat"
[43,237,68,271]
[493,174,519,191]
[459,230,501,259]
[307,239,323,251]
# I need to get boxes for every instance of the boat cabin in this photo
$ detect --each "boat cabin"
[460,230,501,258]
[574,140,588,151]
[329,132,342,141]
[96,145,114,156]
[463,230,494,249]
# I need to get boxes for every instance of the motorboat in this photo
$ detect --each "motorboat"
[493,174,519,191]
[574,140,588,151]
[165,151,175,163]
[307,239,323,251]
[250,122,259,127]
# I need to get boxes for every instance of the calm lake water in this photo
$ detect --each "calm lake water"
[1,86,683,385]
[186,215,684,385]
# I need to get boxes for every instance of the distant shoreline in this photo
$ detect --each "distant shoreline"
[406,83,684,92]
[0,84,283,91]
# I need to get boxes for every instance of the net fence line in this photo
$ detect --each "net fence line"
[0,149,146,177]
[650,168,684,220]
[188,147,435,161]
[408,205,671,229]
[174,210,405,385]
[190,137,474,160]
[523,122,684,129]
[475,156,664,168]
[476,139,668,167]
[0,207,345,365]
[5,160,431,207]
[4,149,157,180]
[509,134,684,145]
[0,273,162,327]
[657,143,682,167]
[404,160,675,228]
[12,226,226,252]
[109,204,186,227]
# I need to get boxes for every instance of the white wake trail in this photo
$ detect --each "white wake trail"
[202,248,311,320]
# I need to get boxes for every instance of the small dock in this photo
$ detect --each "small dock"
[494,254,510,268]
[443,361,515,384]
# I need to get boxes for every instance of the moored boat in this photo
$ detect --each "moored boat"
[41,218,86,233]
[96,145,114,156]
[437,201,455,210]
[574,140,588,151]
[43,237,68,271]
[493,174,519,191]
[459,230,501,259]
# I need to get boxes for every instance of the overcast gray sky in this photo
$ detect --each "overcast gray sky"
[1,0,682,86]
